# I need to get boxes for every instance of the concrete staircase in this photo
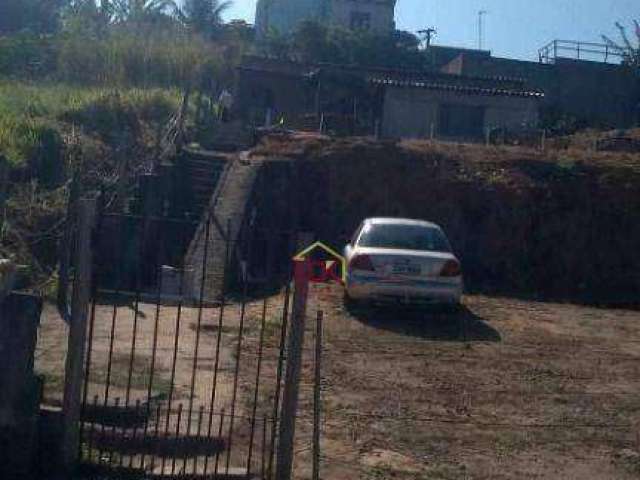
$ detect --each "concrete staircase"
[181,148,228,220]
[201,121,254,152]
[184,155,261,302]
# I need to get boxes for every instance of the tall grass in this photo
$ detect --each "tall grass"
[57,28,222,88]
[0,81,183,168]
[1,27,224,88]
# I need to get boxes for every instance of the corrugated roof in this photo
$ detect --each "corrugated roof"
[369,77,545,98]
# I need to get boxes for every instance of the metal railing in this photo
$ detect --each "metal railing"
[538,40,625,64]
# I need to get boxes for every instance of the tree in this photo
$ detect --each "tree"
[0,0,69,35]
[263,20,427,70]
[176,0,232,37]
[602,20,640,69]
[111,0,176,26]
[63,0,113,36]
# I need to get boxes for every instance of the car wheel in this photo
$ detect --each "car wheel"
[343,291,365,312]
[439,302,461,314]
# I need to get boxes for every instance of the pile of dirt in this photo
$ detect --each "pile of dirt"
[252,133,640,305]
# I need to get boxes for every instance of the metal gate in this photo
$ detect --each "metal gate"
[77,212,293,479]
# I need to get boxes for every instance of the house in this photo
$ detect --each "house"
[255,0,396,37]
[429,42,640,129]
[376,74,541,141]
[235,56,543,141]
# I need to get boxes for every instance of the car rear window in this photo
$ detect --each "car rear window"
[357,223,452,253]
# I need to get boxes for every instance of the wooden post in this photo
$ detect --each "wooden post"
[61,198,96,471]
[275,258,310,480]
[58,170,81,318]
[312,311,323,480]
[0,155,8,237]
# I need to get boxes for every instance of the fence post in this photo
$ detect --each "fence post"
[275,257,310,480]
[312,311,323,480]
[0,155,8,237]
[61,197,96,471]
[58,170,81,317]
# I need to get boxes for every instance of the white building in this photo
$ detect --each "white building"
[255,0,397,37]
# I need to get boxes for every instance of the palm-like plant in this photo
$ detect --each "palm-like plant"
[176,0,232,36]
[111,0,176,25]
[63,0,113,34]
[602,20,640,68]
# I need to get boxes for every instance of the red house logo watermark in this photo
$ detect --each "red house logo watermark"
[292,241,346,284]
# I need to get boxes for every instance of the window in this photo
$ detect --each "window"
[439,104,486,138]
[357,224,452,253]
[350,12,371,30]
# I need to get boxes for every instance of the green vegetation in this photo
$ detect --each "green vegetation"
[0,2,235,285]
[0,80,181,168]
[262,20,426,69]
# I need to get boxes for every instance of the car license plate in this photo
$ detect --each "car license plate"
[392,264,421,275]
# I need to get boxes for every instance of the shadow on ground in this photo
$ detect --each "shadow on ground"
[91,430,226,457]
[347,304,501,342]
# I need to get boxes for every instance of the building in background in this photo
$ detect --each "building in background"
[429,41,639,129]
[235,56,543,141]
[255,0,396,38]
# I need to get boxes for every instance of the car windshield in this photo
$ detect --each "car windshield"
[357,223,452,253]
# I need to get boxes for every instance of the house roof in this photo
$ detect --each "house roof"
[368,77,545,98]
[238,55,545,99]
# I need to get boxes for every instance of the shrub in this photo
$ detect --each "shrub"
[0,33,57,78]
[61,89,180,140]
[57,28,223,88]
[0,116,63,185]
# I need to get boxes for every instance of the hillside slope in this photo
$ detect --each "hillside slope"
[252,133,640,304]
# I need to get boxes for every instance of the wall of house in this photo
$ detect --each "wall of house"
[235,69,312,126]
[329,0,396,33]
[255,0,324,36]
[381,86,539,140]
[443,52,639,128]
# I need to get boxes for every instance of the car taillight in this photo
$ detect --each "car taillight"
[350,254,375,272]
[440,260,461,277]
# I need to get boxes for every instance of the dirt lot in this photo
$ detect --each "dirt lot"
[36,285,640,479]
[291,284,640,480]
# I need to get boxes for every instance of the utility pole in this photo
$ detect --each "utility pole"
[418,28,437,49]
[478,10,488,50]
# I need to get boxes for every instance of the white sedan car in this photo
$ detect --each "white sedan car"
[344,218,463,306]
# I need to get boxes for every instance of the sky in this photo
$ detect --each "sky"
[223,0,639,61]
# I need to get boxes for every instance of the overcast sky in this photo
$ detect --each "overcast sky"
[223,0,638,61]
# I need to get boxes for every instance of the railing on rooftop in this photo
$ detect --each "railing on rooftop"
[538,40,626,64]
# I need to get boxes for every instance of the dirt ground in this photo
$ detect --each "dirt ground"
[36,285,640,479]
[36,295,288,474]
[290,283,640,480]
